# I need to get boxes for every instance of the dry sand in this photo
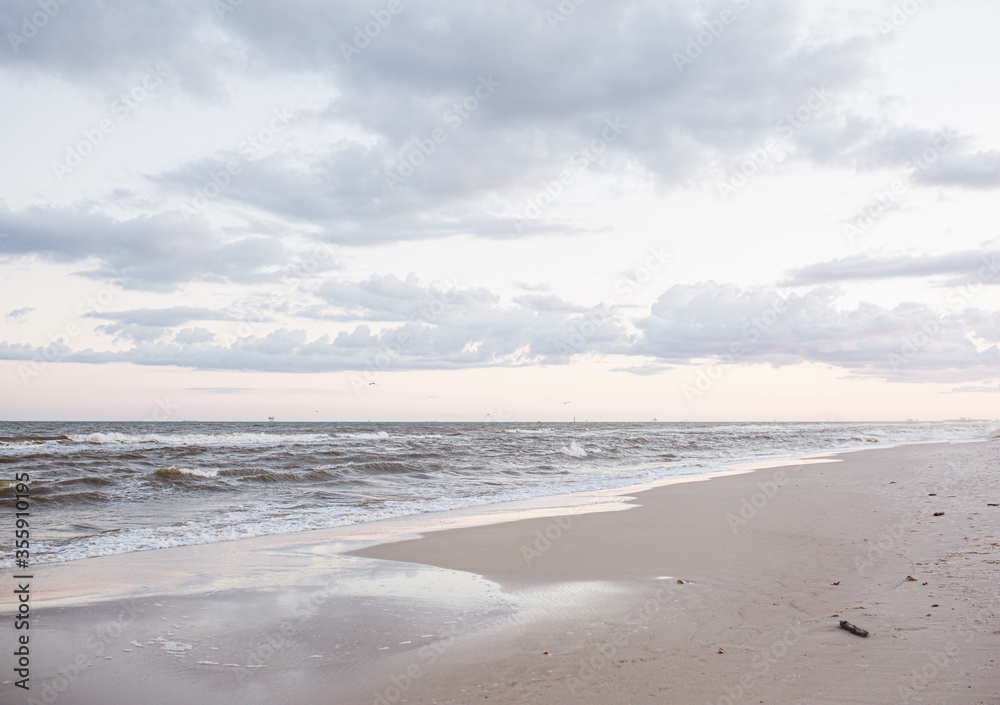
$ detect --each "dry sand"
[3,440,998,704]
[352,440,1000,704]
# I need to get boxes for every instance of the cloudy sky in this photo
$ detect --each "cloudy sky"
[1,0,998,422]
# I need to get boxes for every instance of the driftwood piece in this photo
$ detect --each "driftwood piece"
[839,620,869,637]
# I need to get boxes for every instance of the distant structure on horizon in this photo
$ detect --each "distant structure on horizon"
[268,416,275,423]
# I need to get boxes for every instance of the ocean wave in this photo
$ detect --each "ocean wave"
[154,467,220,479]
[153,465,351,485]
[558,441,588,458]
[2,477,113,505]
[353,461,417,474]
[2,419,993,568]
[29,491,110,505]
[2,475,113,496]
[221,467,343,483]
[68,432,333,447]
[332,431,390,440]
[0,434,71,445]
[0,465,690,567]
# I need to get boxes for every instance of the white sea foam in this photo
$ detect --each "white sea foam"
[558,441,588,458]
[67,431,333,446]
[335,431,391,439]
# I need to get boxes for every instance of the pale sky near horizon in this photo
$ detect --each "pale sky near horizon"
[1,0,999,422]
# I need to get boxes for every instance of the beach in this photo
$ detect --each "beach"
[3,439,999,704]
[6,3,1000,703]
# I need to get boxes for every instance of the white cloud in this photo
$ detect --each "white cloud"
[1,278,996,384]
[633,282,1000,381]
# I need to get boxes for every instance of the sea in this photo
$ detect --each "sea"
[1,420,995,568]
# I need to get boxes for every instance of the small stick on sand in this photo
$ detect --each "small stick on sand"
[839,620,869,637]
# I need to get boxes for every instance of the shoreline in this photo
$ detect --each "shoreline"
[2,440,999,704]
[8,444,858,575]
[4,421,993,571]
[0,460,787,610]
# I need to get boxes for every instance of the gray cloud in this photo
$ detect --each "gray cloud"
[5,0,994,290]
[919,150,1000,189]
[632,282,1000,381]
[174,327,217,345]
[308,274,499,322]
[3,2,874,248]
[1,279,997,383]
[785,250,1000,286]
[0,1,230,98]
[963,309,1000,342]
[85,306,261,343]
[791,116,1000,191]
[3,1,997,393]
[0,274,631,371]
[307,275,626,364]
[199,1,872,229]
[85,306,241,327]
[0,203,310,290]
[4,306,34,323]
